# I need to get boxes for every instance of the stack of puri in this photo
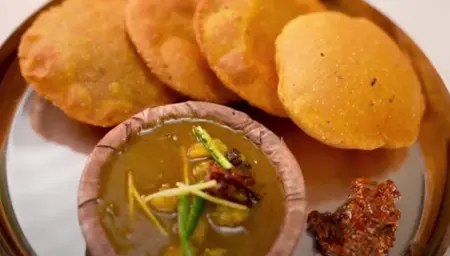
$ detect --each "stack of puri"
[18,0,425,151]
[194,0,424,149]
[18,0,237,128]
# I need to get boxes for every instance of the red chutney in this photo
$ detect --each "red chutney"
[307,179,401,256]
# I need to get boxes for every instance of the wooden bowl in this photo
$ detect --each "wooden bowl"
[77,101,307,256]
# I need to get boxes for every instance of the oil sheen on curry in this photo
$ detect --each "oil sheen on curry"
[99,119,285,256]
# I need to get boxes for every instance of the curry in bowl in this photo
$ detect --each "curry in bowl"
[78,102,306,256]
[103,120,283,255]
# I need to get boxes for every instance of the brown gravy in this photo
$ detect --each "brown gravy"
[99,119,285,255]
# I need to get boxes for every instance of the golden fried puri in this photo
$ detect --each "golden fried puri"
[125,0,238,104]
[18,0,179,127]
[276,12,425,150]
[194,0,325,116]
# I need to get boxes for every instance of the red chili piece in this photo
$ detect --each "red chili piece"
[206,162,260,206]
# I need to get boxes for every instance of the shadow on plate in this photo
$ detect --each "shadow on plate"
[26,92,109,155]
[239,105,408,207]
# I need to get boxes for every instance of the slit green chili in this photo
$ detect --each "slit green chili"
[185,196,206,238]
[178,195,194,256]
[192,126,233,170]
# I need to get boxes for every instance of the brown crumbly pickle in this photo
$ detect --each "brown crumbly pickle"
[307,179,401,256]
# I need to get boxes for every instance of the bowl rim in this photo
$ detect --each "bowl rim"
[77,101,307,256]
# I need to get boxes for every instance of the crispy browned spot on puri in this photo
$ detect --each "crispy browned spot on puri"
[194,0,325,117]
[125,0,238,104]
[18,0,179,127]
[276,12,424,149]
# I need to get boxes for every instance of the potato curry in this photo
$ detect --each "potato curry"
[98,119,285,255]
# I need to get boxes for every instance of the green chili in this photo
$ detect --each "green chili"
[192,126,232,170]
[185,196,206,238]
[178,195,194,256]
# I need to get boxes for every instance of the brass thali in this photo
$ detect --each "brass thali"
[0,0,450,255]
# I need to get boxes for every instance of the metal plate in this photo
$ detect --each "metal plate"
[0,0,449,255]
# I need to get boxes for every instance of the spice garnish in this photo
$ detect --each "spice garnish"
[143,180,217,202]
[176,182,248,210]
